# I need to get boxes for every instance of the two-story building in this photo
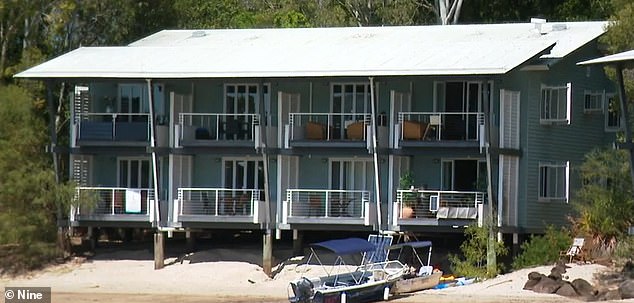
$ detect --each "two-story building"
[17,20,617,249]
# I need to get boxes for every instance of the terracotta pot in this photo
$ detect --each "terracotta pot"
[401,206,414,218]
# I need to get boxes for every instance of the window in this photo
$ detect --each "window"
[605,93,621,131]
[223,159,264,191]
[118,158,152,189]
[540,83,571,124]
[118,84,149,122]
[441,159,487,191]
[332,83,371,139]
[538,161,569,202]
[583,90,603,113]
[330,159,374,191]
[223,84,270,139]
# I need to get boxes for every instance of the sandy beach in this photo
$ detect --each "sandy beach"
[1,245,633,303]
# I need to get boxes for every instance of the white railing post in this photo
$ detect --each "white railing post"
[110,189,115,215]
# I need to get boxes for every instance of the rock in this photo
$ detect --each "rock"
[572,278,596,297]
[549,264,568,281]
[523,279,540,290]
[532,277,564,294]
[623,261,634,279]
[619,280,634,299]
[597,289,621,301]
[556,282,579,297]
[528,271,545,281]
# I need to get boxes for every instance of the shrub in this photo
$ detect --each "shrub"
[449,224,508,279]
[613,236,634,267]
[512,226,571,270]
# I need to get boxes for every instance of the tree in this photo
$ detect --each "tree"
[0,84,74,272]
[572,148,634,252]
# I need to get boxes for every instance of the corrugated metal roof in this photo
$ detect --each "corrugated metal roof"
[16,21,607,79]
[578,49,634,65]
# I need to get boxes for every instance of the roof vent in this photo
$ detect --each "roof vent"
[531,18,547,34]
[552,24,567,31]
[191,31,206,38]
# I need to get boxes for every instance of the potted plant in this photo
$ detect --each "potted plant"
[399,171,417,218]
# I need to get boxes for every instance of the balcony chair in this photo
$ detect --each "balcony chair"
[308,194,323,216]
[402,120,430,140]
[236,192,251,215]
[346,121,365,140]
[305,121,327,140]
[222,117,247,140]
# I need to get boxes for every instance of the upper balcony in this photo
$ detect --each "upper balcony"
[72,113,150,147]
[175,113,263,149]
[395,112,485,149]
[285,113,372,149]
[71,187,155,225]
[173,188,266,226]
[391,189,484,229]
[281,189,376,228]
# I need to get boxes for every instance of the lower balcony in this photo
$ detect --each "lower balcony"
[281,189,376,228]
[71,187,154,225]
[174,188,266,225]
[392,189,484,229]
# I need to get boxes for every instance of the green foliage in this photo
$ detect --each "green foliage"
[613,236,634,266]
[0,84,75,273]
[600,0,634,54]
[448,224,508,279]
[398,171,417,206]
[572,148,634,250]
[512,226,571,269]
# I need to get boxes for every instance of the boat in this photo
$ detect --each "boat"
[387,241,442,294]
[288,237,406,303]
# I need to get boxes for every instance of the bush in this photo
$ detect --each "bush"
[613,236,634,267]
[0,243,59,275]
[449,224,508,279]
[512,226,571,270]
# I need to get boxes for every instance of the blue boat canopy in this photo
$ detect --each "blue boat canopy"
[387,241,433,250]
[310,238,376,255]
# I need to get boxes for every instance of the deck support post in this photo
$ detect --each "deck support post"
[292,229,303,256]
[263,230,273,277]
[154,232,164,270]
[88,227,97,251]
[186,230,195,252]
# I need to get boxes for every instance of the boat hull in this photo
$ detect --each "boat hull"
[313,281,393,303]
[392,271,442,294]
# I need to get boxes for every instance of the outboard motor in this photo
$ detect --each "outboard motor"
[289,277,314,303]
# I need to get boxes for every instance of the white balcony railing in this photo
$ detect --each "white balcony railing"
[288,113,371,141]
[176,188,262,217]
[72,187,153,218]
[176,113,260,145]
[395,189,484,221]
[75,113,151,142]
[397,112,484,142]
[284,189,370,219]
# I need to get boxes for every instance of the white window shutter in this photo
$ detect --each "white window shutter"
[71,155,90,186]
[500,89,520,149]
[566,82,572,124]
[565,161,570,203]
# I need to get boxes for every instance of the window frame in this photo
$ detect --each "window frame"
[605,93,622,132]
[538,161,569,203]
[540,83,571,125]
[583,90,604,113]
